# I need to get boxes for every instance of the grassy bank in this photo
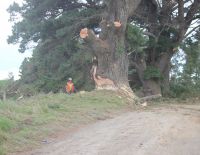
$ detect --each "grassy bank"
[0,91,132,155]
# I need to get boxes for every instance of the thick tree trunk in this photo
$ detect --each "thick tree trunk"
[82,0,141,95]
[86,28,130,90]
[134,50,173,97]
[161,61,171,96]
[143,79,161,96]
[156,51,173,96]
[145,52,172,96]
[132,53,162,96]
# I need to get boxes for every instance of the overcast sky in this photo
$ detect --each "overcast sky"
[0,0,32,80]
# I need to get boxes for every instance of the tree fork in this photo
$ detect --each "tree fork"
[80,0,142,99]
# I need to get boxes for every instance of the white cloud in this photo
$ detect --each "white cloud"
[0,0,31,81]
[0,68,20,80]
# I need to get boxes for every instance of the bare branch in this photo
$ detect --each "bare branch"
[185,0,200,27]
[143,31,157,38]
[178,0,184,24]
[155,0,162,8]
[185,24,200,38]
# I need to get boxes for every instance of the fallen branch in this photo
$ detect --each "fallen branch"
[140,94,162,101]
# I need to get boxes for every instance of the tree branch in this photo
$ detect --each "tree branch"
[175,0,200,42]
[185,0,200,28]
[143,31,157,38]
[185,24,200,38]
[178,0,184,24]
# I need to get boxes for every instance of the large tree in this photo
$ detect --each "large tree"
[130,0,200,96]
[8,0,143,98]
[80,0,142,96]
[7,0,105,92]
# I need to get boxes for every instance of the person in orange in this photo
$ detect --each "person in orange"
[66,77,75,94]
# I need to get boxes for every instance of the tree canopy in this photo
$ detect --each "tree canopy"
[8,0,105,92]
[7,0,200,97]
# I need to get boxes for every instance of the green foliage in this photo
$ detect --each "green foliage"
[156,28,178,52]
[19,39,94,93]
[170,79,200,98]
[144,66,161,80]
[0,80,9,91]
[182,39,200,77]
[126,24,147,53]
[8,0,101,93]
[170,83,190,98]
[48,104,60,110]
[0,118,14,132]
[170,39,200,98]
[7,0,102,52]
[18,84,38,97]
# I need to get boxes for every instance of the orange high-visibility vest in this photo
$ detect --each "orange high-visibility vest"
[66,82,74,93]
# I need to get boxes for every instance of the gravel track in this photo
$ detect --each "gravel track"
[21,104,200,155]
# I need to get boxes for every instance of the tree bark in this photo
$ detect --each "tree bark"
[160,59,171,96]
[82,0,142,95]
[161,71,170,96]
[156,51,173,96]
[133,49,173,96]
[142,79,161,96]
[142,51,172,96]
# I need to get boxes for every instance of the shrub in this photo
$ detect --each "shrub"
[0,117,13,132]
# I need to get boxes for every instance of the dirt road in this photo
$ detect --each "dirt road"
[23,104,200,155]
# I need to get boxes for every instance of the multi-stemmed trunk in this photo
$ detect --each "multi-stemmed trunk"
[131,0,200,97]
[134,48,173,97]
[145,51,172,96]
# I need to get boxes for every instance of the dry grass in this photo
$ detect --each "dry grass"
[0,90,133,154]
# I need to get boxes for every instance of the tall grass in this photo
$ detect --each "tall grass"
[0,91,129,154]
